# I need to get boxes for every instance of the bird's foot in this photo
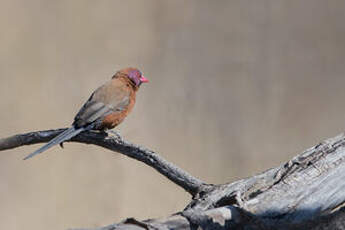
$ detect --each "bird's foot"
[108,130,124,142]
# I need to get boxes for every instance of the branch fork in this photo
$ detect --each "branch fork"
[2,129,345,229]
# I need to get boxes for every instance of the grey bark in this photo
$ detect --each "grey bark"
[0,128,210,196]
[1,129,345,229]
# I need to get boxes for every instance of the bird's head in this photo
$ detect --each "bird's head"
[113,67,148,87]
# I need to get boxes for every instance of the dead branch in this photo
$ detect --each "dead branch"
[2,130,345,229]
[0,128,211,196]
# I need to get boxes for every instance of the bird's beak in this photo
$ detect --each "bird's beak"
[140,75,149,83]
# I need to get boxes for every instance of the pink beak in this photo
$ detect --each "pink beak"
[140,75,149,83]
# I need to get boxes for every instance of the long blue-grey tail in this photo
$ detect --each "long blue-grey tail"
[23,126,85,160]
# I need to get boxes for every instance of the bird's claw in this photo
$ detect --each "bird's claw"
[108,130,124,142]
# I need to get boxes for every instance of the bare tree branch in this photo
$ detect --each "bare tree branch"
[71,205,345,230]
[4,129,345,229]
[74,133,345,229]
[0,128,211,196]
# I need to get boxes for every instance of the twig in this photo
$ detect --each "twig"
[0,128,210,196]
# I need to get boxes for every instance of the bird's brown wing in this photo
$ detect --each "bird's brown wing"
[73,79,131,128]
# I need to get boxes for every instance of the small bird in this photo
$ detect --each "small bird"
[24,67,148,160]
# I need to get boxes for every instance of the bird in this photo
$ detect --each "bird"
[23,67,148,160]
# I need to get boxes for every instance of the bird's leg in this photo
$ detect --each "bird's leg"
[59,142,64,149]
[98,130,109,137]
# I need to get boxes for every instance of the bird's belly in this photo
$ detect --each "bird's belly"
[101,111,127,129]
[101,92,136,130]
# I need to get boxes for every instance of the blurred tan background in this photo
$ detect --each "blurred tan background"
[1,0,345,229]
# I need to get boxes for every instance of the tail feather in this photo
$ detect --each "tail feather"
[23,126,84,160]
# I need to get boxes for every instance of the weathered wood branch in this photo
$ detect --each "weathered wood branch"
[2,130,345,229]
[0,128,210,196]
[72,205,345,230]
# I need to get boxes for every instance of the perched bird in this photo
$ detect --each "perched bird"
[24,67,148,160]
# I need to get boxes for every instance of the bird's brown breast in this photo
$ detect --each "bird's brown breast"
[100,93,136,129]
[99,77,137,129]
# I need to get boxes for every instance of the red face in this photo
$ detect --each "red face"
[128,69,149,87]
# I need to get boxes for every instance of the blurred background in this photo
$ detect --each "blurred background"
[1,0,345,229]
